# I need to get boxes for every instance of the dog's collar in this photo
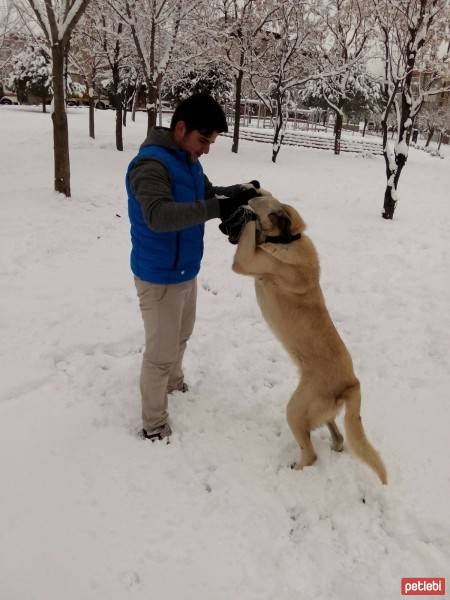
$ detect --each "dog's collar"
[263,233,302,244]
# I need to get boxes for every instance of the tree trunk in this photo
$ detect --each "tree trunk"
[382,184,396,220]
[132,85,138,123]
[271,95,284,163]
[112,64,123,151]
[381,104,411,220]
[334,111,343,155]
[146,83,158,135]
[232,69,243,154]
[89,97,95,139]
[425,127,434,147]
[382,84,415,219]
[381,116,394,219]
[116,105,123,151]
[437,131,443,151]
[382,154,406,220]
[362,117,368,137]
[51,43,71,197]
[123,102,127,127]
[42,98,46,113]
[131,81,141,123]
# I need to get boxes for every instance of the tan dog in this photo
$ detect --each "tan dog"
[232,193,387,484]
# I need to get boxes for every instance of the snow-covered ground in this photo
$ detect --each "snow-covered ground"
[1,105,449,600]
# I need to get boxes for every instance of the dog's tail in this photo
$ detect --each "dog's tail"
[342,382,387,485]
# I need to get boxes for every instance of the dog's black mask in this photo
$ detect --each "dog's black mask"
[267,210,292,243]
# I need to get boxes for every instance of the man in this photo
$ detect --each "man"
[126,93,259,442]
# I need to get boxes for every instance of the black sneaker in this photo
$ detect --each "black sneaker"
[168,382,189,394]
[142,423,172,443]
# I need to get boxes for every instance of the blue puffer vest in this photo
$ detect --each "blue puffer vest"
[126,145,205,284]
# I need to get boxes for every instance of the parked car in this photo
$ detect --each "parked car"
[0,93,19,105]
[66,98,82,107]
[66,97,111,109]
[95,99,111,110]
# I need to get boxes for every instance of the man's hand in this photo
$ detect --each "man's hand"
[218,205,257,244]
[242,180,260,191]
[217,182,261,221]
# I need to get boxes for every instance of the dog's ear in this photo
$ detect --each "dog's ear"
[279,204,306,235]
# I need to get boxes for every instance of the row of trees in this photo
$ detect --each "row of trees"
[1,0,449,219]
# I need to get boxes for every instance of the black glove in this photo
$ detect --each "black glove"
[219,205,257,244]
[217,184,261,221]
[248,180,261,190]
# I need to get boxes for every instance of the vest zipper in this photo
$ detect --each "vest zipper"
[174,233,180,268]
[173,157,198,271]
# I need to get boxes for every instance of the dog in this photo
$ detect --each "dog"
[232,192,387,484]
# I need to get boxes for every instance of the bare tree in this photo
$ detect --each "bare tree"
[98,10,133,150]
[206,0,279,154]
[1,1,21,78]
[8,44,52,111]
[374,0,450,219]
[70,10,108,139]
[247,1,315,162]
[419,100,450,147]
[302,0,373,155]
[248,0,363,162]
[114,0,200,135]
[18,0,91,196]
[74,2,141,146]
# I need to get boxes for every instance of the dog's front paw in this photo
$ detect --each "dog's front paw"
[290,454,317,471]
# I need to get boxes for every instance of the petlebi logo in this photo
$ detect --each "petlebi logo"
[401,578,446,596]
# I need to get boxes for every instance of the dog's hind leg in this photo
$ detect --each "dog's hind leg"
[327,420,344,452]
[286,387,317,470]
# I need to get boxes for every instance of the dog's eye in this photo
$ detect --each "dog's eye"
[268,212,280,225]
[268,210,290,227]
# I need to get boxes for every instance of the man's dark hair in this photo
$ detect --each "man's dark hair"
[170,93,228,135]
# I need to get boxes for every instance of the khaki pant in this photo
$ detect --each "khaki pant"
[134,277,197,431]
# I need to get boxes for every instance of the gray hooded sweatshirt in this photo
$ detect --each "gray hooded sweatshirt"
[129,127,242,233]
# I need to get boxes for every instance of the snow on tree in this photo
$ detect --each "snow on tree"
[245,1,312,163]
[9,43,85,112]
[115,63,140,126]
[301,66,381,152]
[0,0,20,76]
[9,45,52,110]
[93,5,135,151]
[114,0,201,135]
[419,100,450,148]
[17,0,92,196]
[300,0,373,155]
[70,8,109,139]
[205,0,279,154]
[248,1,347,162]
[101,64,139,147]
[163,60,233,104]
[374,0,450,219]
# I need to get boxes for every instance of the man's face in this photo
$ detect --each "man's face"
[174,121,219,160]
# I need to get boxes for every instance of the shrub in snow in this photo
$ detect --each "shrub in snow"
[8,47,86,105]
[164,62,233,105]
[9,47,52,104]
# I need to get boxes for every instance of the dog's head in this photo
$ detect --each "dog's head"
[248,193,306,244]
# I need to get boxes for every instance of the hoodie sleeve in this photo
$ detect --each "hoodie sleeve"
[204,174,242,200]
[129,158,221,232]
